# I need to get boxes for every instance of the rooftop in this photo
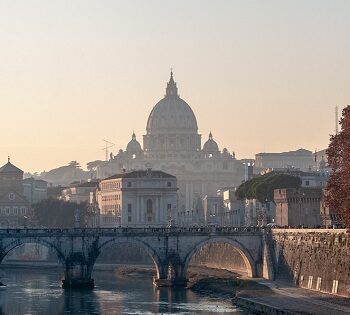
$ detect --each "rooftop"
[0,159,23,174]
[256,149,313,157]
[103,169,176,181]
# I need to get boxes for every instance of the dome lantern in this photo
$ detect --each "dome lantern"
[165,70,178,96]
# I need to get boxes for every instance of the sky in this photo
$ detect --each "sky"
[0,0,349,173]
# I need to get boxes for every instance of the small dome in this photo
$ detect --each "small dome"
[126,133,142,154]
[203,132,219,153]
[222,148,230,158]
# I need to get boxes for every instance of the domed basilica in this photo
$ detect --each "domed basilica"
[97,72,244,224]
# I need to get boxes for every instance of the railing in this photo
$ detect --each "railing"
[0,226,263,236]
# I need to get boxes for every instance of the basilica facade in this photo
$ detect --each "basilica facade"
[97,72,244,225]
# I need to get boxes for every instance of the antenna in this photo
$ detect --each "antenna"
[335,106,339,135]
[314,148,317,171]
[102,139,115,161]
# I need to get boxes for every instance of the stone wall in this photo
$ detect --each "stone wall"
[271,229,350,296]
[190,243,248,275]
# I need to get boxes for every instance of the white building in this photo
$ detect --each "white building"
[61,181,99,204]
[255,149,314,172]
[97,169,178,227]
[221,188,245,227]
[97,72,244,225]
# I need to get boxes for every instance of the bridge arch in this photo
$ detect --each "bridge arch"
[183,237,256,278]
[95,237,163,278]
[0,237,66,267]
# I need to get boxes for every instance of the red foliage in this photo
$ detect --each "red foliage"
[326,105,350,229]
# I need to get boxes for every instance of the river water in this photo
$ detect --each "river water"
[0,268,247,314]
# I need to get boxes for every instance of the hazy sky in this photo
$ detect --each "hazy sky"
[1,0,349,172]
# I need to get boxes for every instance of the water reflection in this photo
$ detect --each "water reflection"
[0,268,245,314]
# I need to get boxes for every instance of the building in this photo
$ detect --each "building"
[220,188,244,226]
[243,199,276,227]
[255,149,314,172]
[274,188,323,227]
[23,177,48,205]
[261,168,329,188]
[96,72,244,225]
[61,180,100,204]
[97,169,178,227]
[202,195,223,226]
[0,158,30,227]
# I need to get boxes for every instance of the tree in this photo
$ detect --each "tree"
[33,198,90,228]
[68,161,81,168]
[235,172,301,203]
[325,105,350,229]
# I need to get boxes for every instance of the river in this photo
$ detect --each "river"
[0,268,248,314]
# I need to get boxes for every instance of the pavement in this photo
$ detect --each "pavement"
[238,279,350,315]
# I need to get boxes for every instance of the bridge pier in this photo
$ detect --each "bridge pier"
[153,261,188,288]
[62,261,94,289]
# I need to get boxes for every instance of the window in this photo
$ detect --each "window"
[305,180,310,186]
[128,204,132,213]
[127,182,132,188]
[13,207,18,215]
[147,200,153,214]
[128,216,132,222]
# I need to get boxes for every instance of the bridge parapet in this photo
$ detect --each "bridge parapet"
[0,227,263,238]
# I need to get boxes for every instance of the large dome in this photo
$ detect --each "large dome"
[146,72,198,134]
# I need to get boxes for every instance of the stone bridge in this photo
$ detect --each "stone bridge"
[0,227,273,288]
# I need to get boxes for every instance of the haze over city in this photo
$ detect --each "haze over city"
[1,0,349,173]
[3,1,350,314]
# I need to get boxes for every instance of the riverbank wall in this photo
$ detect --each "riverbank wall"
[235,297,297,315]
[271,229,350,296]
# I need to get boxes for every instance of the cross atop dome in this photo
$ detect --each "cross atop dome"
[166,69,178,96]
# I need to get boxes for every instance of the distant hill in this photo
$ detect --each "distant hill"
[26,161,90,186]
